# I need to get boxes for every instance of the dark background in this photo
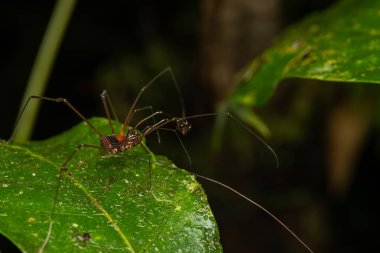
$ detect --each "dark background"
[1,0,380,252]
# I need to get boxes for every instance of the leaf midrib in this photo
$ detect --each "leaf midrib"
[0,141,136,253]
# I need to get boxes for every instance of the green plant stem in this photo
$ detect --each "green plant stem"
[12,0,77,143]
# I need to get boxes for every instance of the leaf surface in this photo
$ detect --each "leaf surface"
[231,0,380,107]
[0,118,222,253]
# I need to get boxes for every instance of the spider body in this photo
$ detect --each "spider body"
[100,130,142,154]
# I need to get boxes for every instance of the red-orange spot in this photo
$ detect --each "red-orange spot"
[116,134,124,142]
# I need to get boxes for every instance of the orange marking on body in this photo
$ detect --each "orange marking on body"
[116,134,124,142]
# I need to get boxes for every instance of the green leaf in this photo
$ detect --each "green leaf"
[0,118,222,253]
[231,0,380,107]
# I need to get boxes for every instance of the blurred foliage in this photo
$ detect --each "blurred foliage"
[222,0,380,251]
[11,0,77,143]
[231,0,380,107]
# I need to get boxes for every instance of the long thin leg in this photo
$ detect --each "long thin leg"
[137,111,278,168]
[122,110,169,148]
[61,143,106,168]
[157,128,192,165]
[100,90,119,122]
[140,117,176,136]
[178,112,279,168]
[100,90,119,135]
[148,155,313,253]
[126,106,161,143]
[189,172,314,253]
[9,96,103,143]
[165,67,186,119]
[120,67,186,134]
[132,110,165,131]
[140,144,152,190]
[134,115,192,165]
[39,143,106,252]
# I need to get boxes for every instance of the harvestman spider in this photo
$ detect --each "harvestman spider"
[9,68,313,253]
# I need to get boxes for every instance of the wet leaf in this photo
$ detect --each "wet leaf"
[0,118,222,253]
[231,0,380,107]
